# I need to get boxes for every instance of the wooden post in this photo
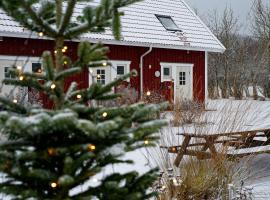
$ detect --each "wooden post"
[174,135,191,167]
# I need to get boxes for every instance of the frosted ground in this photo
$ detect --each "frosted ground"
[2,99,270,199]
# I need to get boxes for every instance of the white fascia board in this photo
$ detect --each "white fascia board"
[0,31,226,53]
[181,0,226,53]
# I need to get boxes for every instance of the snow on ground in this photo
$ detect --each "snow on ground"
[2,99,270,199]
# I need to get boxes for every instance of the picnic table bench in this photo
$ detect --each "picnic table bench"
[170,128,270,167]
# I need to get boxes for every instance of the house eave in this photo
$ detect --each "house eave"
[0,31,226,53]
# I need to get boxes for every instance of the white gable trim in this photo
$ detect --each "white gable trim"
[181,0,226,52]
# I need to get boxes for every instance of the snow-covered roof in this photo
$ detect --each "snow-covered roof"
[0,0,225,53]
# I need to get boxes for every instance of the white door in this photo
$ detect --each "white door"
[175,65,193,101]
[92,68,111,85]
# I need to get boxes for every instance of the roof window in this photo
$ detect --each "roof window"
[156,15,180,31]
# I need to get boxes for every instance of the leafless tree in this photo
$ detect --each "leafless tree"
[207,7,240,99]
[252,0,270,97]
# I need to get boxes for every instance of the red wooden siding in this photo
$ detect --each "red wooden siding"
[0,37,205,103]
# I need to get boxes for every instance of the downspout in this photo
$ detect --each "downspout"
[140,46,153,99]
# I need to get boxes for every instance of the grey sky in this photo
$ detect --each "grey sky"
[185,0,258,34]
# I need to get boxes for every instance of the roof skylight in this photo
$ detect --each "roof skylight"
[156,15,180,31]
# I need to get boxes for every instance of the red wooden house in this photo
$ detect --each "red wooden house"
[0,0,225,104]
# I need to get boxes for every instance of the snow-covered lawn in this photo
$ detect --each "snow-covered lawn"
[2,99,270,199]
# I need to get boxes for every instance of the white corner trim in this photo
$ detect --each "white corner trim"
[205,51,208,103]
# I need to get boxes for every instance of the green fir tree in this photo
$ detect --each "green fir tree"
[0,0,167,199]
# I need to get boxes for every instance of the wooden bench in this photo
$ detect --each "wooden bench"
[172,128,270,167]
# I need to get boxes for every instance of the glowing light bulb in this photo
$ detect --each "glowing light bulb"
[171,147,177,153]
[13,99,18,103]
[97,75,101,79]
[50,182,57,188]
[54,50,57,54]
[17,66,22,71]
[62,48,66,53]
[88,144,96,151]
[38,32,44,37]
[162,185,166,189]
[63,46,68,50]
[48,148,57,156]
[144,139,149,145]
[102,62,107,66]
[102,112,108,118]
[146,91,151,96]
[76,94,82,99]
[64,61,68,65]
[19,76,24,81]
[50,83,56,89]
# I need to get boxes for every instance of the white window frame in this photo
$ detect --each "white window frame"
[110,60,131,81]
[0,55,41,73]
[160,62,194,102]
[160,63,173,82]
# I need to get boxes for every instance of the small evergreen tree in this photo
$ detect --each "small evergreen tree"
[0,0,167,199]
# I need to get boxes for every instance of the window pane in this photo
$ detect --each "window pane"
[157,16,179,30]
[117,65,125,75]
[4,67,15,78]
[163,67,170,76]
[96,69,106,85]
[32,63,42,73]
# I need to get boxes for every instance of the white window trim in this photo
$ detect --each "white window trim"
[110,60,131,82]
[160,62,194,102]
[160,63,173,82]
[0,55,41,73]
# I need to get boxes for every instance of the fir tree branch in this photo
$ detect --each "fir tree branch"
[0,96,27,114]
[20,0,57,37]
[56,0,63,28]
[59,0,77,34]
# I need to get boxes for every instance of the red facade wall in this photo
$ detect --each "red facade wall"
[0,37,205,103]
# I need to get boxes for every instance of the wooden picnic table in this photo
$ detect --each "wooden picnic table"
[172,128,270,167]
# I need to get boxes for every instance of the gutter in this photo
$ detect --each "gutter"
[140,46,153,99]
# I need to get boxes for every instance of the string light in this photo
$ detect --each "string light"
[48,148,57,156]
[54,50,57,54]
[144,139,149,145]
[170,146,177,153]
[63,46,68,50]
[62,48,66,53]
[50,83,56,90]
[88,144,96,151]
[64,61,68,65]
[13,99,18,103]
[146,91,151,96]
[19,76,24,81]
[38,32,44,37]
[76,94,82,99]
[97,75,101,79]
[102,112,108,118]
[50,182,57,188]
[17,66,22,71]
[162,185,166,190]
[102,62,107,66]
